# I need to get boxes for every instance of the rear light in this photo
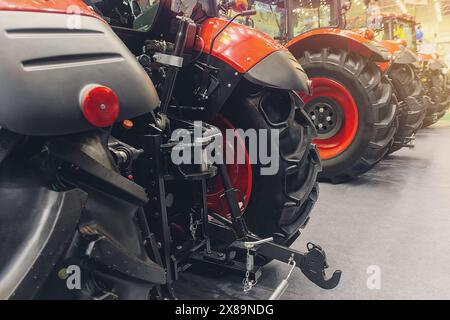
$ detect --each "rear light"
[122,119,134,130]
[80,85,120,127]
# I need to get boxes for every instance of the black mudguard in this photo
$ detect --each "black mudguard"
[393,47,419,65]
[0,163,87,299]
[174,50,311,120]
[429,58,447,71]
[0,11,159,136]
[245,50,312,94]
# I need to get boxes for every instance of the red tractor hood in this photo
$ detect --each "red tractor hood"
[0,0,102,20]
[197,18,285,73]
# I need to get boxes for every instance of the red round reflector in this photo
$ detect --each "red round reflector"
[81,86,119,127]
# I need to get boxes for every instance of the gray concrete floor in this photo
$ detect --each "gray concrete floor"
[174,120,450,300]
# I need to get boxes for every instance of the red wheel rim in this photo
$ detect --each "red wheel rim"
[207,115,252,218]
[300,77,359,160]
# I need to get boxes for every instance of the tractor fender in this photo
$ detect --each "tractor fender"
[428,58,446,71]
[394,47,419,64]
[244,49,311,94]
[198,17,310,93]
[418,53,447,70]
[430,59,447,71]
[193,17,311,117]
[0,10,159,136]
[197,18,285,73]
[0,170,88,300]
[376,40,418,64]
[376,39,401,55]
[286,28,391,62]
[418,53,434,63]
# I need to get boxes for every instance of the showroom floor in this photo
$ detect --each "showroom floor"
[174,114,450,300]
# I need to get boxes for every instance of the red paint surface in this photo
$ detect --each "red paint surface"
[300,77,359,160]
[351,28,375,40]
[197,17,284,73]
[377,39,402,54]
[379,12,415,23]
[0,0,102,20]
[207,115,252,218]
[418,52,436,62]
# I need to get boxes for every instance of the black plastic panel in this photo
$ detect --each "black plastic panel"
[245,50,311,94]
[429,58,447,71]
[0,164,86,299]
[394,47,419,65]
[0,11,159,136]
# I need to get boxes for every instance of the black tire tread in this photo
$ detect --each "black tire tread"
[388,64,425,153]
[422,70,450,127]
[222,86,320,242]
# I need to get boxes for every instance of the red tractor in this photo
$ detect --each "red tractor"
[246,0,423,183]
[348,12,425,152]
[348,11,450,127]
[0,0,341,299]
[417,53,450,127]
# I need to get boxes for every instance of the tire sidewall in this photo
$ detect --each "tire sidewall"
[304,64,375,176]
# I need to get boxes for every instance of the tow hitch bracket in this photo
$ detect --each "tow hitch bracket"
[243,237,342,290]
[174,149,341,298]
[207,163,341,294]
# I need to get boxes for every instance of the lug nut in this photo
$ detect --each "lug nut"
[319,107,324,113]
[318,123,323,128]
[311,115,316,120]
[326,116,331,121]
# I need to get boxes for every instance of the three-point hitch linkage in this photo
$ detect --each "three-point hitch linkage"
[148,125,341,299]
[145,15,341,300]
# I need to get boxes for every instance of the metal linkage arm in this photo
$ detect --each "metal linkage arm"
[248,236,342,290]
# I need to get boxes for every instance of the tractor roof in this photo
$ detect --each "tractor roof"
[378,12,415,23]
[347,12,415,25]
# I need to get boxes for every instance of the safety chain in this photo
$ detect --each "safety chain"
[243,247,257,292]
[189,210,198,240]
[241,237,273,293]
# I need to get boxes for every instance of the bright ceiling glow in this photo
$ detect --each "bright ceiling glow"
[434,0,443,22]
[395,0,408,13]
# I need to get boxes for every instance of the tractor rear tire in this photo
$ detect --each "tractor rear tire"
[298,48,398,183]
[220,84,321,243]
[388,64,425,153]
[422,70,450,127]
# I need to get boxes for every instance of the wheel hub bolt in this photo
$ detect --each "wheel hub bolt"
[311,115,316,120]
[318,123,323,128]
[326,116,331,121]
[319,107,324,113]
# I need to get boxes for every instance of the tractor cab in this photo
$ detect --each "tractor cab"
[250,0,345,42]
[378,14,416,49]
[348,12,417,50]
